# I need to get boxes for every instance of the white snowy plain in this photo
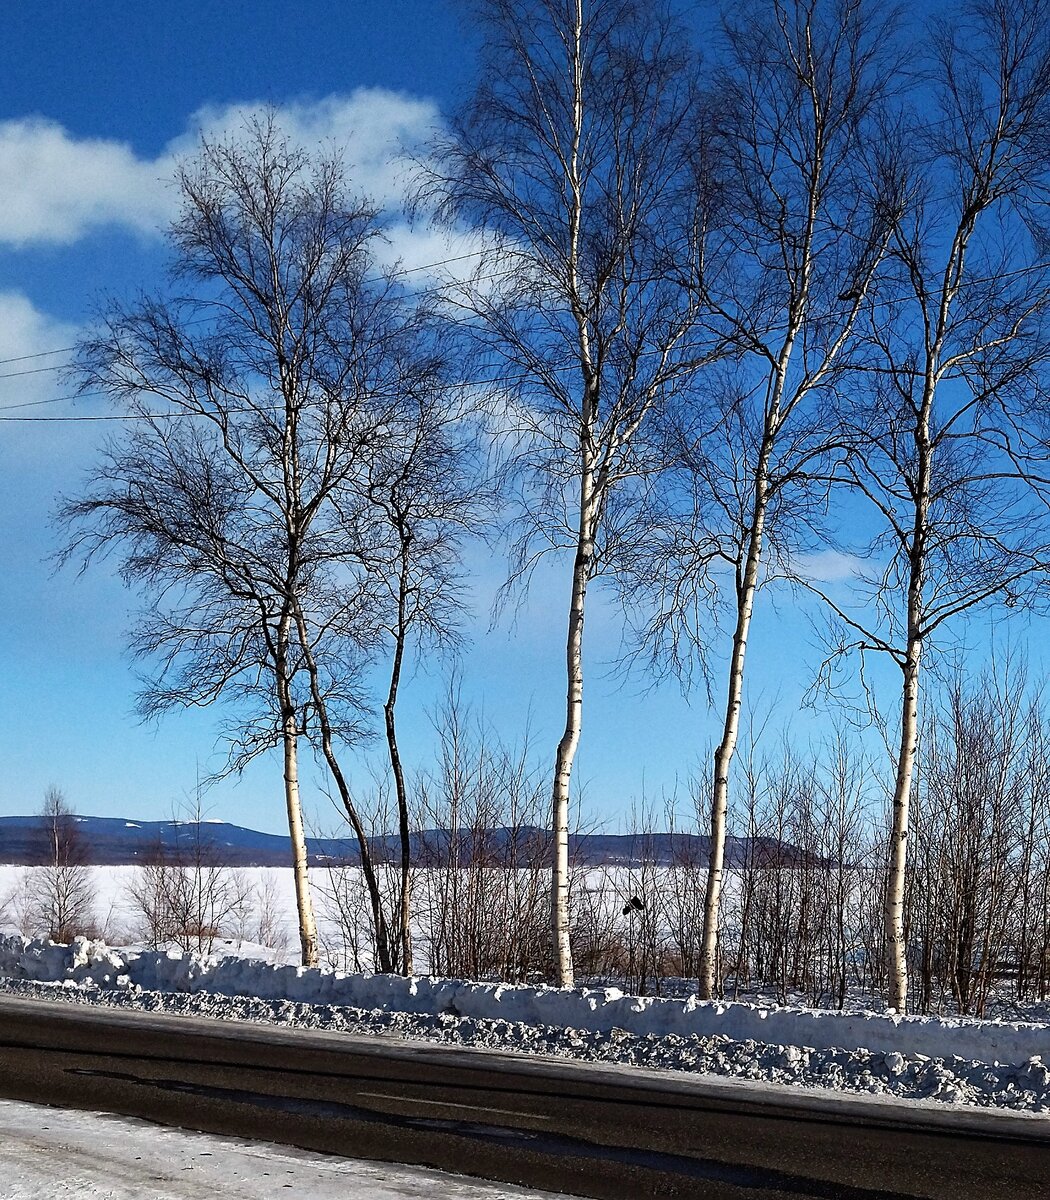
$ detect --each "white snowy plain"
[0,1097,561,1199]
[2,933,1050,1113]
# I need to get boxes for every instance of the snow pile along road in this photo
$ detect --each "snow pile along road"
[1,933,1045,1063]
[2,934,1050,1113]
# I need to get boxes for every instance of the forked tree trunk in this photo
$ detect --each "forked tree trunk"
[291,603,395,972]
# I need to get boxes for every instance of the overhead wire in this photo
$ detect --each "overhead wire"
[1,242,1048,423]
[0,244,497,377]
[1,89,1045,408]
[3,249,1048,387]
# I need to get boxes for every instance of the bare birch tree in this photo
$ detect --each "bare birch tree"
[356,384,490,974]
[27,787,95,942]
[622,0,901,998]
[429,0,714,986]
[811,0,1050,1011]
[61,116,424,967]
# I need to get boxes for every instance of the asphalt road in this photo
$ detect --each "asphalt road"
[0,994,1047,1199]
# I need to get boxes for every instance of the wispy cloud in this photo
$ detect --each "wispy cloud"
[0,290,93,461]
[0,290,78,362]
[173,91,440,208]
[790,549,866,585]
[0,90,449,250]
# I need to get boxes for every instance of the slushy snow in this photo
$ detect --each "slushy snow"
[2,934,1050,1111]
[0,1097,561,1199]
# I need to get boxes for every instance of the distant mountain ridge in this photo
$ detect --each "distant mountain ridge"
[0,814,807,869]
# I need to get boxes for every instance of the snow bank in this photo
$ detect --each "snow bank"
[2,934,1048,1069]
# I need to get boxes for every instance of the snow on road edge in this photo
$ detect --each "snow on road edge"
[2,934,1048,1063]
[2,935,1050,1113]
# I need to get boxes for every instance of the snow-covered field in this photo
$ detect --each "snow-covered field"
[3,933,1050,1114]
[0,864,305,953]
[0,1097,561,1199]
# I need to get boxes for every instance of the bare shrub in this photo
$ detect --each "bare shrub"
[722,739,881,1007]
[127,814,252,954]
[415,699,552,982]
[24,787,97,942]
[0,869,36,937]
[314,777,405,973]
[247,872,293,961]
[908,667,1050,1015]
[662,789,710,989]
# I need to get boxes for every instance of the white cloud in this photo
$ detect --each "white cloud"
[0,289,77,359]
[0,118,171,246]
[174,91,441,207]
[0,291,92,460]
[376,221,491,283]
[0,90,445,250]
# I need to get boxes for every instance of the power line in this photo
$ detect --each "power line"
[0,338,683,421]
[0,411,164,422]
[2,241,1048,423]
[0,247,494,377]
[0,394,77,415]
[0,362,551,422]
[0,391,106,415]
[0,345,75,368]
[1,250,1047,389]
[2,96,1047,379]
[0,363,78,381]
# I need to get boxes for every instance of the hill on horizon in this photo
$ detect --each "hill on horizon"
[0,814,811,869]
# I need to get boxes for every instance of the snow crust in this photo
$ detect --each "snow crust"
[0,1097,558,1198]
[2,934,1050,1111]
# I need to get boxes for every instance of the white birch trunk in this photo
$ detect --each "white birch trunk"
[551,465,596,989]
[700,559,760,993]
[699,472,769,999]
[884,343,933,1012]
[886,642,921,1012]
[548,0,593,991]
[276,605,318,968]
[282,707,319,967]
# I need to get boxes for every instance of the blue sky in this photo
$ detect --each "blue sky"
[0,0,1012,835]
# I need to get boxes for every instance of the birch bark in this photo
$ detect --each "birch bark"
[551,447,597,987]
[276,615,319,967]
[700,456,769,996]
